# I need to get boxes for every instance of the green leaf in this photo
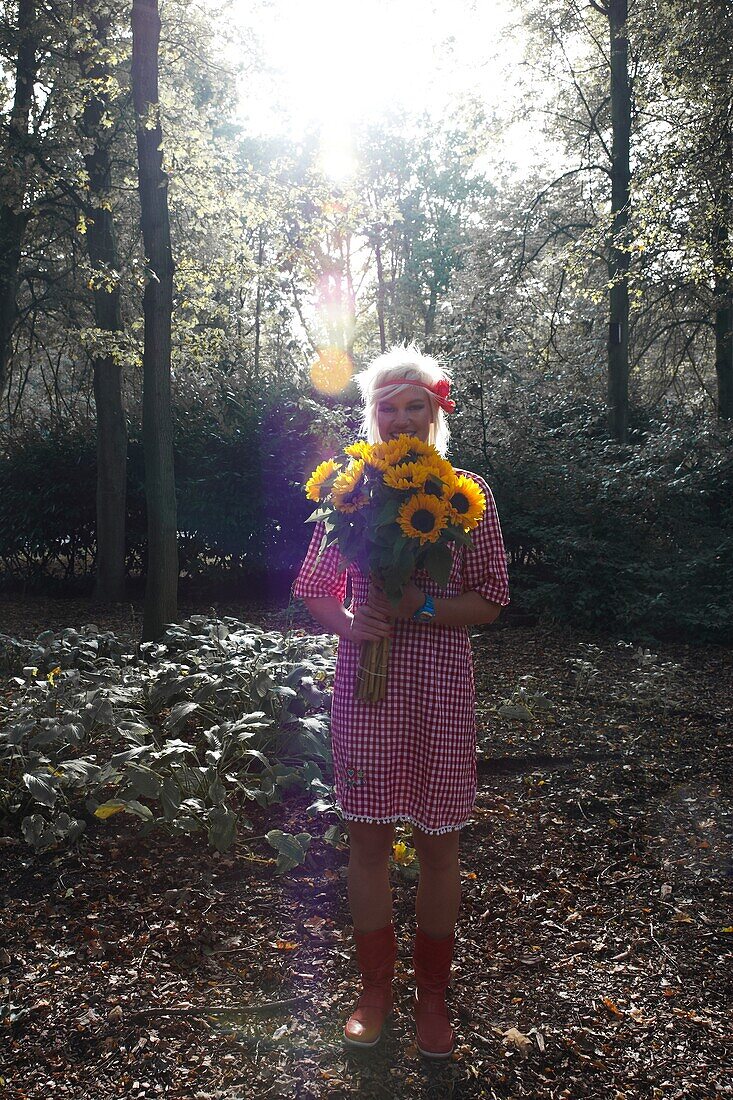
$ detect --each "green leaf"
[375,496,401,525]
[207,806,237,852]
[21,813,47,846]
[22,771,59,809]
[118,721,153,744]
[323,823,345,848]
[208,774,227,805]
[446,524,474,548]
[125,763,161,799]
[164,701,199,733]
[242,748,271,769]
[498,702,534,723]
[123,800,154,821]
[422,542,453,588]
[55,759,101,785]
[265,829,312,873]
[160,777,182,821]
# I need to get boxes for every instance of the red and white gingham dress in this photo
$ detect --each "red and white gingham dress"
[293,470,509,835]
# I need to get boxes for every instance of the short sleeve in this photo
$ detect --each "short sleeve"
[462,474,510,607]
[293,521,348,602]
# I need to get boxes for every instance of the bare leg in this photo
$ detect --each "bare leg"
[412,828,461,938]
[411,828,461,1058]
[346,821,395,932]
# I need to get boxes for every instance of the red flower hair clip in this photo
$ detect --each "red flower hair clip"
[374,376,456,413]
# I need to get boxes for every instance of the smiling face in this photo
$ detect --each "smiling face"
[376,385,434,443]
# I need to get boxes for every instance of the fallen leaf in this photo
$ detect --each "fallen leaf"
[392,841,416,865]
[503,1027,533,1056]
[602,997,623,1016]
[94,801,126,820]
[303,916,326,932]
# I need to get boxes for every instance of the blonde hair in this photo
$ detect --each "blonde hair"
[354,344,452,456]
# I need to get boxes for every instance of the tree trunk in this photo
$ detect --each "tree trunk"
[131,0,178,640]
[80,4,128,601]
[374,228,387,352]
[606,0,631,443]
[425,284,438,339]
[253,226,264,377]
[0,0,37,401]
[712,131,733,421]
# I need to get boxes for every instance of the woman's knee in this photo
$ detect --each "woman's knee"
[347,821,394,869]
[412,828,460,872]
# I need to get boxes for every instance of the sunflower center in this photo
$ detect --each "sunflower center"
[411,508,437,533]
[450,492,469,514]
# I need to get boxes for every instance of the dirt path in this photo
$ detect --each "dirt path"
[1,600,731,1098]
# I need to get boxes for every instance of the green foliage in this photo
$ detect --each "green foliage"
[0,617,338,858]
[0,383,348,590]
[265,829,312,873]
[0,428,99,584]
[455,397,733,644]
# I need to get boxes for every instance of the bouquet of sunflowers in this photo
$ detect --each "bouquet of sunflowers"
[303,434,486,702]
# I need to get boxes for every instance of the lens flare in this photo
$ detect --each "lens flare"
[309,346,353,395]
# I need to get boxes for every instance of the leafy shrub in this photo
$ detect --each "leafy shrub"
[0,616,338,855]
[0,382,353,595]
[454,397,733,643]
[0,427,99,586]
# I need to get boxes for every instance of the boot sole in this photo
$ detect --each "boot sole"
[343,1011,393,1050]
[417,1041,454,1060]
[343,1032,383,1049]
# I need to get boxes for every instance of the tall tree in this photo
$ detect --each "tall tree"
[0,0,38,402]
[517,0,634,440]
[630,0,733,417]
[713,127,733,421]
[78,0,128,600]
[131,0,178,639]
[592,0,632,442]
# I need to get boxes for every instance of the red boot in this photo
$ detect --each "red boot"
[413,927,455,1059]
[343,924,397,1048]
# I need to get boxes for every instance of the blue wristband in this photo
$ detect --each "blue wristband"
[412,593,435,623]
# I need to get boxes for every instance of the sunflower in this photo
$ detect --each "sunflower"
[397,493,449,544]
[402,437,435,459]
[367,436,414,470]
[305,458,342,502]
[417,455,457,497]
[332,460,369,513]
[383,460,436,491]
[445,475,486,530]
[344,440,372,462]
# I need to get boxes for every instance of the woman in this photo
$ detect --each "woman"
[293,345,509,1058]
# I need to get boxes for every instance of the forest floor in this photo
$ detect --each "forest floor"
[1,594,732,1100]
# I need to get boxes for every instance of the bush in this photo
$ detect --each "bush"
[0,616,339,854]
[453,396,733,643]
[2,386,730,643]
[0,381,354,595]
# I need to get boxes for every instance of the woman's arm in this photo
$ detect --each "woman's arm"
[302,596,393,642]
[433,590,502,627]
[368,583,502,628]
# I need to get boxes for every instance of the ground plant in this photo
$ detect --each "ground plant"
[0,617,339,860]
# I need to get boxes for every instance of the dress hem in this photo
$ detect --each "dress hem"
[340,811,471,836]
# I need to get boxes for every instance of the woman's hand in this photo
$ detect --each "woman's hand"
[349,602,393,643]
[367,581,425,621]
